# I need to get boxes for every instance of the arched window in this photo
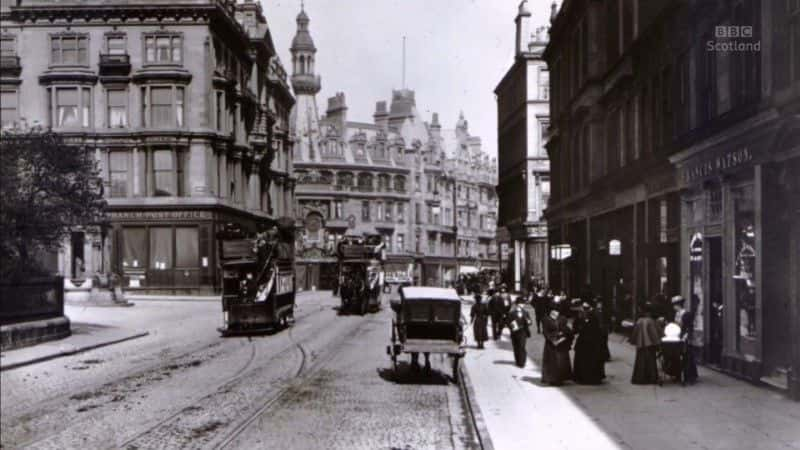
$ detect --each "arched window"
[394,175,406,193]
[305,212,323,241]
[299,55,305,74]
[357,173,374,192]
[336,171,353,189]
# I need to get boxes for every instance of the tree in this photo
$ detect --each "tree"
[0,125,106,279]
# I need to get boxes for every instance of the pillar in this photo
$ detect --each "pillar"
[189,142,211,196]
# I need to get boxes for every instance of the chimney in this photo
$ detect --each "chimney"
[373,100,389,130]
[326,92,347,131]
[515,0,532,56]
[430,112,441,141]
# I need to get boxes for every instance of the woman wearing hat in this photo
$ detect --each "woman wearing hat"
[470,293,490,349]
[541,297,574,385]
[630,302,662,385]
[573,302,606,384]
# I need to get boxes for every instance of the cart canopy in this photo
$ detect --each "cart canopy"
[400,287,461,303]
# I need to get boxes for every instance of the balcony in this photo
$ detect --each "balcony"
[0,55,21,77]
[98,54,131,76]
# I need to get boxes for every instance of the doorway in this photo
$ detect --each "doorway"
[71,232,85,279]
[708,237,723,365]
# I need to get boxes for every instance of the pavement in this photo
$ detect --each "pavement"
[458,298,800,450]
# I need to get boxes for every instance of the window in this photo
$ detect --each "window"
[150,227,173,270]
[106,35,126,55]
[394,175,406,192]
[121,227,146,269]
[52,87,91,128]
[415,174,421,192]
[141,86,184,128]
[362,200,371,221]
[175,227,199,267]
[107,89,127,128]
[145,34,182,64]
[215,91,224,131]
[383,233,393,252]
[0,89,18,127]
[109,151,129,198]
[428,233,436,254]
[397,203,406,222]
[396,234,405,252]
[539,68,550,100]
[334,200,343,219]
[50,35,88,65]
[376,202,385,221]
[0,36,15,57]
[385,201,393,221]
[153,149,176,196]
[415,204,422,224]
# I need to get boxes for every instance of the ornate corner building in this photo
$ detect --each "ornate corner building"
[0,0,295,294]
[495,0,552,293]
[289,7,499,291]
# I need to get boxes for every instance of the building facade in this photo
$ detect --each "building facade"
[545,0,799,399]
[0,0,295,294]
[290,7,498,291]
[496,0,551,293]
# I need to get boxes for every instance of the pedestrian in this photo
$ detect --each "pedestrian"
[488,288,506,340]
[672,295,699,384]
[630,302,662,385]
[470,293,490,349]
[507,296,532,367]
[533,287,547,334]
[594,296,611,362]
[541,297,573,386]
[573,302,606,384]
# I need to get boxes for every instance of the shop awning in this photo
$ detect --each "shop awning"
[459,266,479,274]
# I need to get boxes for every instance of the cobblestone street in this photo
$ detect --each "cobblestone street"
[0,291,475,449]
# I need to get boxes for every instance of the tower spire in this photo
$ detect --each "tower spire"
[402,36,406,89]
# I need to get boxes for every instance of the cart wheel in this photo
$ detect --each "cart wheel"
[452,357,461,384]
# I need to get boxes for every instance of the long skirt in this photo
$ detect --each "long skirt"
[473,316,489,344]
[541,343,572,385]
[631,346,660,385]
[511,331,527,367]
[573,348,605,384]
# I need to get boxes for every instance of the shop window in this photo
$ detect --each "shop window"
[0,89,18,128]
[50,34,88,66]
[659,199,668,243]
[109,151,129,198]
[144,34,182,64]
[150,227,173,270]
[732,184,757,355]
[175,227,199,267]
[121,227,147,269]
[107,89,128,128]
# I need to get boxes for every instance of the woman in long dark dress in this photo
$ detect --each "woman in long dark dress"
[630,303,662,385]
[573,302,606,384]
[470,294,490,349]
[541,298,573,385]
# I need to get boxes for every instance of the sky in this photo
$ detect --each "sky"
[262,0,554,158]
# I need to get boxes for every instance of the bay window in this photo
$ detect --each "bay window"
[49,86,91,128]
[153,149,176,196]
[109,151,129,198]
[141,85,185,128]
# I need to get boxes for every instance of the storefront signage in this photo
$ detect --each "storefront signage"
[682,147,753,185]
[690,232,703,262]
[111,210,212,221]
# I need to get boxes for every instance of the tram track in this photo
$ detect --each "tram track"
[211,313,380,450]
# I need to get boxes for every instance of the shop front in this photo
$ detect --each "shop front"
[672,119,800,396]
[110,207,274,295]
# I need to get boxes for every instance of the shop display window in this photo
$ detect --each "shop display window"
[732,184,757,356]
[121,228,146,269]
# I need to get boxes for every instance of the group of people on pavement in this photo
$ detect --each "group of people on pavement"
[468,281,699,387]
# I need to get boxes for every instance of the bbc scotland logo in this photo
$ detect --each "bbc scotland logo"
[708,25,760,52]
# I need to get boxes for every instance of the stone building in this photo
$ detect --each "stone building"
[0,0,295,294]
[495,0,551,293]
[290,6,498,291]
[545,0,799,399]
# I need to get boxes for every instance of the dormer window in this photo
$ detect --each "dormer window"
[144,34,182,65]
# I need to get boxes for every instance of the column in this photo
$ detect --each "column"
[218,151,228,199]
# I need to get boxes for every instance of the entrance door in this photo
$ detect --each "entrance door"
[306,264,320,290]
[708,237,723,365]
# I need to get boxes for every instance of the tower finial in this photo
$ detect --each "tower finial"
[301,0,304,11]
